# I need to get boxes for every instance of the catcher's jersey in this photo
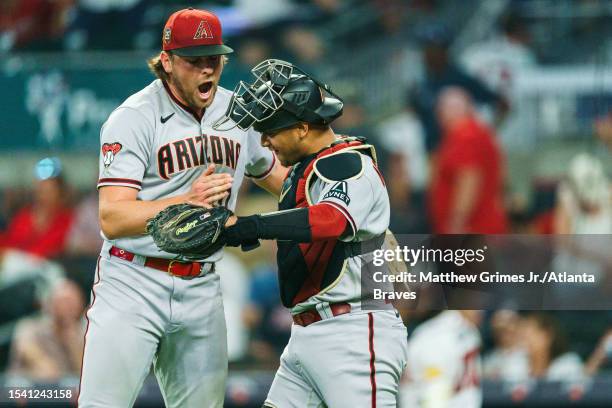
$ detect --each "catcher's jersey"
[97,79,275,260]
[276,139,390,313]
[401,311,482,408]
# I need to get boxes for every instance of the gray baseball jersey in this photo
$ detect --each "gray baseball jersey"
[97,79,275,260]
[79,79,275,408]
[292,151,391,314]
[265,142,408,408]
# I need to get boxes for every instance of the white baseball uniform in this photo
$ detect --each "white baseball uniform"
[78,79,275,408]
[400,311,482,408]
[264,141,409,408]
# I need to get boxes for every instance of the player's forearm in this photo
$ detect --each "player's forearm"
[99,194,188,239]
[224,203,348,245]
[99,167,232,240]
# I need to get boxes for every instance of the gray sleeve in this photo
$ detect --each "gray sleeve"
[97,107,154,190]
[244,127,276,179]
[314,156,390,241]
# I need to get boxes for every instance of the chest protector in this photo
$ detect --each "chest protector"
[276,136,383,307]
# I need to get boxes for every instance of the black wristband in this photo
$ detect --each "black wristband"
[223,208,312,246]
[224,216,260,247]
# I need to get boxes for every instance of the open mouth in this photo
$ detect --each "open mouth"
[198,82,213,100]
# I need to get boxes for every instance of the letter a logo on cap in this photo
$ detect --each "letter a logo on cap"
[194,20,214,40]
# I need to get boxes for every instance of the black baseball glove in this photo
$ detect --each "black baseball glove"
[146,204,233,260]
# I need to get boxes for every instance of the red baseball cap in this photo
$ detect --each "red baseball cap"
[162,8,233,57]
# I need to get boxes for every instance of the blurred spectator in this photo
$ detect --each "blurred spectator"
[281,26,325,73]
[64,0,147,50]
[309,0,342,14]
[551,153,612,303]
[7,279,86,381]
[400,310,483,408]
[459,12,536,149]
[0,187,29,231]
[482,310,529,381]
[554,153,611,235]
[376,102,429,233]
[428,87,508,234]
[460,12,536,96]
[0,158,75,259]
[236,38,272,68]
[243,262,292,365]
[232,37,273,83]
[233,0,296,26]
[585,329,612,376]
[528,179,559,234]
[333,99,371,136]
[371,0,410,37]
[0,248,65,297]
[66,191,102,255]
[410,24,509,152]
[0,191,5,231]
[520,312,584,381]
[0,0,72,52]
[595,112,612,150]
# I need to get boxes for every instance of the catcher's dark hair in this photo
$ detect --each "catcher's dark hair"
[306,122,329,132]
[266,122,329,135]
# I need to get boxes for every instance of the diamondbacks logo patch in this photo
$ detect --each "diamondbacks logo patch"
[323,181,350,205]
[194,20,213,40]
[102,142,122,167]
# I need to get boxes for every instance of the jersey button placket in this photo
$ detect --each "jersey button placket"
[199,127,208,167]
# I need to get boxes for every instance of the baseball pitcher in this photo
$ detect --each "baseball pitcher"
[78,9,286,408]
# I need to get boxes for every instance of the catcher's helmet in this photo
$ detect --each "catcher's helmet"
[212,59,343,133]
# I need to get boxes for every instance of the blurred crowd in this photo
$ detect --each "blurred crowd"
[0,0,375,55]
[0,1,611,405]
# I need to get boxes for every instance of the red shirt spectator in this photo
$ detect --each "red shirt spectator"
[532,210,554,234]
[0,206,74,259]
[0,0,70,50]
[428,88,508,233]
[0,176,74,259]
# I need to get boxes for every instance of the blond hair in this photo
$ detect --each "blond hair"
[147,52,168,81]
[147,52,228,81]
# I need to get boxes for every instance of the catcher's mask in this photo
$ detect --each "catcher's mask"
[212,59,343,133]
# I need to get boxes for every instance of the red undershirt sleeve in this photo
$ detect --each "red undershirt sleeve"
[308,203,349,241]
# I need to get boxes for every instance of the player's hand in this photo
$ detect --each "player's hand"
[187,164,233,207]
[147,204,232,259]
[221,215,260,251]
[225,215,237,227]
